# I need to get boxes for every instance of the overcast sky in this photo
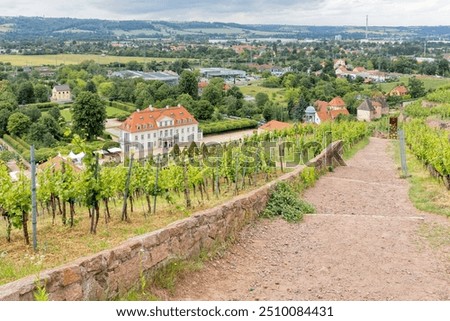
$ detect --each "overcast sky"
[0,0,449,26]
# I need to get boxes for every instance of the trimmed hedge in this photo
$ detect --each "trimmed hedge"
[24,102,59,111]
[3,135,29,155]
[108,100,136,113]
[200,119,258,135]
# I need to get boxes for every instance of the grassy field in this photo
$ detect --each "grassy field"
[373,76,450,93]
[0,54,185,66]
[60,108,72,122]
[59,106,129,122]
[238,81,286,102]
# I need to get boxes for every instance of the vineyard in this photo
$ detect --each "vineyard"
[404,101,450,119]
[404,119,450,188]
[0,120,368,285]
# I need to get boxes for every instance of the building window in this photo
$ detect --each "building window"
[148,134,151,139]
[135,135,138,141]
[181,128,184,133]
[154,133,156,138]
[141,134,144,140]
[187,127,190,133]
[170,129,173,136]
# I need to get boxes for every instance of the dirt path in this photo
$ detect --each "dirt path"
[167,138,450,301]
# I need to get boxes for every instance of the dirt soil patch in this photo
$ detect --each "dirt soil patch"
[166,138,450,300]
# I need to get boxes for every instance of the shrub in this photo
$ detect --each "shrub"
[300,167,318,188]
[262,181,315,222]
[200,119,258,135]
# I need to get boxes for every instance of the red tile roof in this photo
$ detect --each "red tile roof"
[119,105,198,133]
[259,120,292,131]
[328,96,346,108]
[314,100,329,112]
[317,108,349,122]
[390,85,408,95]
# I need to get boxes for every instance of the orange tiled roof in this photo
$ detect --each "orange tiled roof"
[314,100,329,112]
[328,96,346,107]
[198,81,208,88]
[259,120,292,131]
[119,105,198,133]
[317,108,349,122]
[391,85,408,95]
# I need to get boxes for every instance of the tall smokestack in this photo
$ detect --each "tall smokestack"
[366,15,368,39]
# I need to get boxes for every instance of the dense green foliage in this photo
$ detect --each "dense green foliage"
[72,91,107,140]
[200,119,258,135]
[0,120,369,244]
[404,101,450,119]
[262,181,315,222]
[404,119,450,177]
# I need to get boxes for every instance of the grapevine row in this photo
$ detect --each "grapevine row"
[0,120,369,244]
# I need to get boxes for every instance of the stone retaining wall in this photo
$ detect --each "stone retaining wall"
[0,141,344,301]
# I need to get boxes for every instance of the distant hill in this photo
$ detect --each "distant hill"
[0,16,449,41]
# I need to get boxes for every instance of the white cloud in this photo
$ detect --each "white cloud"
[0,0,448,25]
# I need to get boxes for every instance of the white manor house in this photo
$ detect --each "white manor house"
[119,105,203,157]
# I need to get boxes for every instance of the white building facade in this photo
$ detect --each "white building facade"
[119,105,203,158]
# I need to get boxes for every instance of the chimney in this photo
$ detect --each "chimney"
[166,105,169,109]
[148,105,154,111]
[177,103,181,107]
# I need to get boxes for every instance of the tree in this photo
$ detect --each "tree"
[97,82,116,100]
[39,114,62,139]
[202,79,223,106]
[193,100,214,120]
[291,96,309,121]
[408,76,426,98]
[0,109,11,136]
[48,107,61,121]
[85,80,97,93]
[179,70,198,99]
[7,112,31,136]
[255,92,269,109]
[72,91,106,140]
[20,105,41,122]
[17,81,35,104]
[34,84,50,103]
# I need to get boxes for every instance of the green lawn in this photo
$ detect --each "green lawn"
[60,108,72,122]
[238,81,286,102]
[374,76,450,93]
[60,106,129,122]
[0,54,185,66]
[105,106,131,118]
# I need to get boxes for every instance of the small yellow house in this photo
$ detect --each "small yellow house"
[51,84,72,103]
